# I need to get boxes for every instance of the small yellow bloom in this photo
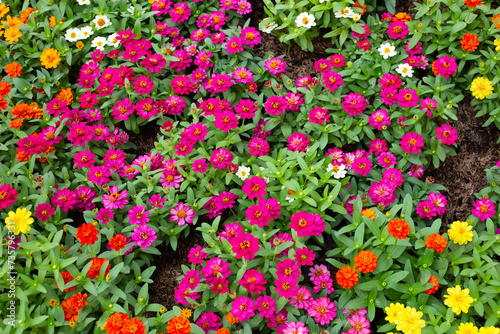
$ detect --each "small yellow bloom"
[4,26,21,43]
[478,327,500,334]
[494,39,500,52]
[76,41,84,50]
[361,208,376,220]
[448,221,474,245]
[180,308,192,319]
[456,322,479,334]
[385,302,405,324]
[395,306,426,334]
[5,208,34,235]
[470,77,494,100]
[444,285,474,315]
[40,48,61,69]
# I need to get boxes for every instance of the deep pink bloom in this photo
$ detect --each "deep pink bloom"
[214,111,239,132]
[204,73,234,94]
[328,53,345,68]
[232,67,254,84]
[308,297,337,326]
[277,259,301,279]
[288,132,310,152]
[264,96,287,116]
[369,138,388,156]
[429,192,447,216]
[235,99,257,119]
[405,41,422,55]
[283,322,309,334]
[294,247,315,266]
[352,157,373,177]
[342,93,367,116]
[169,2,191,23]
[209,277,229,294]
[358,39,371,51]
[181,270,200,290]
[352,24,370,39]
[312,275,334,294]
[387,21,409,39]
[95,208,114,224]
[308,264,330,281]
[240,269,267,295]
[248,138,270,156]
[369,181,396,207]
[218,191,238,209]
[231,232,259,260]
[400,132,424,154]
[264,57,286,75]
[369,109,391,130]
[51,188,77,212]
[241,27,261,47]
[34,203,55,222]
[380,87,399,106]
[420,97,437,117]
[242,176,267,200]
[397,88,420,108]
[148,194,166,209]
[381,168,404,188]
[231,296,255,322]
[188,246,208,265]
[289,286,312,309]
[171,75,193,95]
[275,275,299,299]
[416,199,438,219]
[196,312,221,334]
[225,36,244,54]
[348,314,371,334]
[290,211,315,237]
[472,198,496,221]
[170,202,195,227]
[131,224,157,249]
[67,122,92,146]
[192,159,209,173]
[408,164,425,178]
[323,71,343,92]
[0,184,18,210]
[432,56,458,78]
[379,73,402,90]
[271,232,294,258]
[256,295,277,318]
[308,107,331,125]
[102,186,129,209]
[436,124,458,145]
[133,75,154,95]
[210,148,233,170]
[219,222,244,242]
[246,203,272,228]
[201,257,230,283]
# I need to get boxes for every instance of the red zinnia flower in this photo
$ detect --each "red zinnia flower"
[353,250,378,273]
[336,266,359,289]
[56,271,76,292]
[424,275,439,294]
[425,233,448,253]
[61,292,88,322]
[460,33,479,52]
[87,257,111,279]
[387,219,411,239]
[75,223,99,245]
[464,0,482,8]
[108,234,127,251]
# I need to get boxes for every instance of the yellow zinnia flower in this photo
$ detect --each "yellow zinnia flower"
[40,48,61,69]
[5,208,34,235]
[444,285,474,315]
[4,26,21,43]
[470,77,493,99]
[448,221,474,245]
[494,39,500,52]
[479,327,500,334]
[0,4,10,19]
[457,322,479,334]
[385,302,405,324]
[1,15,23,28]
[394,306,426,334]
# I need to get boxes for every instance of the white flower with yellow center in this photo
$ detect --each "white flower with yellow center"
[65,28,82,42]
[281,186,296,203]
[77,0,90,4]
[93,15,111,30]
[127,6,135,14]
[295,12,316,29]
[236,166,251,181]
[107,33,119,47]
[335,7,355,18]
[80,26,94,39]
[327,164,347,179]
[261,21,278,34]
[378,43,397,59]
[396,63,414,78]
[91,36,107,50]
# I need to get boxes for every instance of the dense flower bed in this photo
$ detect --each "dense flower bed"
[1,0,500,333]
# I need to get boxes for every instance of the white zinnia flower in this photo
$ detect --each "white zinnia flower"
[319,0,329,3]
[127,6,135,14]
[93,15,111,30]
[107,33,119,47]
[327,164,347,179]
[352,14,361,21]
[295,12,316,29]
[281,186,296,203]
[378,43,397,59]
[236,166,251,181]
[65,28,82,42]
[80,26,94,39]
[77,0,90,4]
[261,21,278,34]
[335,7,355,18]
[396,63,414,77]
[91,36,107,51]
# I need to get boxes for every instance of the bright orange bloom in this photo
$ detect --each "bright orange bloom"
[0,82,12,97]
[61,292,88,322]
[387,219,411,239]
[0,4,10,19]
[108,234,127,251]
[460,33,479,52]
[493,14,500,29]
[102,312,128,334]
[180,308,191,319]
[423,275,439,294]
[20,7,36,23]
[10,119,24,129]
[2,15,23,28]
[217,328,230,334]
[48,15,64,28]
[40,48,61,69]
[167,316,191,334]
[353,250,378,273]
[76,223,99,245]
[361,208,376,220]
[392,12,411,22]
[353,0,367,15]
[49,299,58,307]
[5,62,22,78]
[55,87,73,104]
[425,233,448,253]
[37,145,55,163]
[0,96,7,111]
[4,27,22,43]
[16,150,30,162]
[336,266,359,289]
[87,257,111,279]
[225,312,239,325]
[464,0,482,8]
[10,102,43,124]
[56,271,76,292]
[76,41,84,50]
[124,317,146,334]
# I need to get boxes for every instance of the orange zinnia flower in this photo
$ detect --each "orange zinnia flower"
[0,4,10,19]
[353,0,367,15]
[493,14,500,29]
[425,233,448,253]
[460,33,479,52]
[40,48,61,69]
[102,312,128,334]
[361,208,376,220]
[76,223,99,245]
[353,250,378,273]
[20,7,35,23]
[167,316,191,334]
[5,62,22,78]
[336,266,359,289]
[4,26,22,43]
[0,96,7,110]
[423,275,439,294]
[392,12,411,22]
[225,312,239,325]
[55,87,73,104]
[61,292,88,322]
[464,0,482,8]
[87,257,111,279]
[108,234,127,251]
[217,328,230,334]
[387,219,411,239]
[0,82,12,97]
[2,15,23,28]
[10,119,24,129]
[55,271,76,292]
[123,316,146,334]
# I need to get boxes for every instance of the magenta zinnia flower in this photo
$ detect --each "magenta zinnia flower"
[51,188,77,212]
[275,275,299,299]
[472,198,496,221]
[435,124,458,145]
[102,186,129,209]
[188,246,208,265]
[289,286,312,309]
[256,295,277,318]
[131,224,157,249]
[342,93,367,116]
[294,247,315,266]
[400,132,424,154]
[308,297,337,326]
[239,269,267,295]
[127,205,150,225]
[348,314,371,334]
[34,203,55,222]
[170,202,196,227]
[231,296,255,322]
[387,21,409,39]
[230,232,259,260]
[242,176,267,200]
[288,132,310,152]
[283,322,309,334]
[0,184,18,210]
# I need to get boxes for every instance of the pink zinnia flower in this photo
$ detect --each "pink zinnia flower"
[256,295,276,318]
[435,124,458,145]
[312,275,334,294]
[348,314,371,334]
[131,224,157,249]
[242,176,267,200]
[264,57,287,75]
[34,203,55,222]
[246,203,272,228]
[283,322,309,334]
[209,277,230,294]
[171,75,193,95]
[235,99,257,119]
[231,296,255,322]
[133,75,154,95]
[380,87,399,106]
[368,109,390,130]
[231,232,259,260]
[241,27,261,47]
[377,152,397,168]
[328,53,345,68]
[369,181,396,207]
[432,56,458,78]
[323,71,343,92]
[170,202,195,227]
[192,159,209,173]
[51,188,77,212]
[429,191,447,216]
[148,194,166,209]
[387,21,409,39]
[357,39,370,51]
[420,97,437,117]
[0,184,18,210]
[289,286,312,309]
[294,247,315,266]
[102,186,129,209]
[215,111,239,132]
[232,67,254,84]
[225,36,244,54]
[275,275,299,299]
[352,156,373,177]
[288,132,310,152]
[308,297,337,326]
[397,88,420,108]
[416,199,438,219]
[379,73,402,90]
[248,138,270,157]
[169,2,191,23]
[290,211,315,237]
[472,198,496,221]
[342,93,367,116]
[240,269,267,295]
[277,259,301,279]
[408,164,425,178]
[381,168,404,188]
[196,312,221,333]
[400,132,424,154]
[264,95,287,116]
[270,232,294,258]
[188,246,208,265]
[96,208,114,224]
[308,107,331,125]
[405,41,422,55]
[369,138,388,156]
